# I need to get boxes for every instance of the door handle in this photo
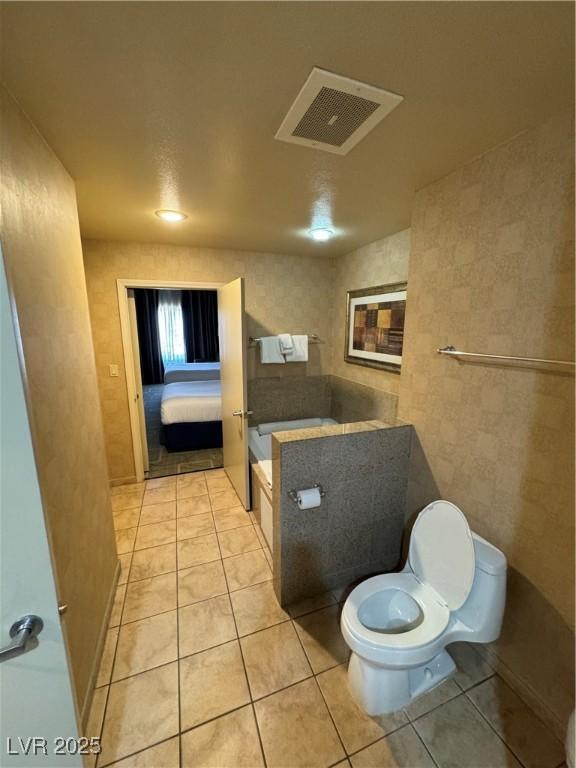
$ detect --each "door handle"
[0,615,44,663]
[232,410,254,418]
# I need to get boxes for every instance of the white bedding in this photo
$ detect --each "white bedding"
[163,362,220,384]
[161,380,222,425]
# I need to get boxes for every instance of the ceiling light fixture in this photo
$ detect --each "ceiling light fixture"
[309,227,334,242]
[155,209,188,223]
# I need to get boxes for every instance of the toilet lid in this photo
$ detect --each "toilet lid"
[409,500,475,610]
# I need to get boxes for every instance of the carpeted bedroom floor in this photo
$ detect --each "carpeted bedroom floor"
[143,385,223,479]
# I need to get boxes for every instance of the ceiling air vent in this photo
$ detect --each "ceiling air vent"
[275,68,403,156]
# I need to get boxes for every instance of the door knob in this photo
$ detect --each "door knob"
[0,615,44,663]
[232,410,253,418]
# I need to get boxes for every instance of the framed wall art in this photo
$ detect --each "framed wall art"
[344,282,407,372]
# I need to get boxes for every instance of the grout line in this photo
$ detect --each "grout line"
[409,721,442,768]
[174,506,183,768]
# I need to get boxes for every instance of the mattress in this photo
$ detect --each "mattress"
[249,418,337,488]
[163,362,220,384]
[161,380,222,425]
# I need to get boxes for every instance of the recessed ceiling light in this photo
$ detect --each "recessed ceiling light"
[309,227,333,242]
[155,209,188,223]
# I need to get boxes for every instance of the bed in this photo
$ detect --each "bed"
[161,380,222,451]
[163,362,220,384]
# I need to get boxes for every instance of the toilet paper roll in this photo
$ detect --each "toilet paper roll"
[297,487,322,510]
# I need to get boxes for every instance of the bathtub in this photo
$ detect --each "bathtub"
[248,418,338,489]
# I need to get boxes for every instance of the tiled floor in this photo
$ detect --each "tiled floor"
[144,385,223,478]
[90,471,566,768]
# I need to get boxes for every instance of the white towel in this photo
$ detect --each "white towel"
[284,334,309,362]
[260,336,285,364]
[277,333,294,353]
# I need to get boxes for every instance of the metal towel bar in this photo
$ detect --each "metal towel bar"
[249,333,320,345]
[437,345,575,369]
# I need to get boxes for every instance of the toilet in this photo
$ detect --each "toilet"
[340,500,507,715]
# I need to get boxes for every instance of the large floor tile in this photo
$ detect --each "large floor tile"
[350,724,436,768]
[467,676,565,768]
[115,528,137,555]
[112,611,178,681]
[448,642,494,690]
[403,679,461,721]
[177,513,215,540]
[230,581,290,636]
[218,525,261,558]
[112,489,144,512]
[179,640,250,731]
[177,495,211,517]
[179,594,237,657]
[105,737,179,767]
[146,476,176,491]
[99,663,179,765]
[109,584,127,627]
[254,677,345,768]
[180,705,265,768]
[177,533,220,569]
[204,472,233,494]
[413,694,522,767]
[123,573,177,623]
[213,506,253,531]
[241,621,312,699]
[138,501,176,527]
[293,605,349,673]
[129,543,176,582]
[118,553,132,585]
[111,482,145,497]
[178,560,227,606]
[223,549,271,591]
[177,474,209,499]
[134,520,176,551]
[210,488,242,511]
[113,508,141,531]
[317,664,407,754]
[142,486,176,505]
[96,628,119,687]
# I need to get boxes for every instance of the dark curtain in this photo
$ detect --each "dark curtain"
[182,290,220,362]
[134,289,164,384]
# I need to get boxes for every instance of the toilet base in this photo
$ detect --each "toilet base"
[347,649,456,715]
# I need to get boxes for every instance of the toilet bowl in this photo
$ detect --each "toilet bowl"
[341,500,507,715]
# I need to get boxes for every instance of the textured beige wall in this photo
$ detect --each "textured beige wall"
[1,90,117,714]
[82,240,335,482]
[398,111,575,729]
[331,230,411,397]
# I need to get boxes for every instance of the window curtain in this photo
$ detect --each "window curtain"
[182,290,220,362]
[134,289,164,385]
[157,290,187,366]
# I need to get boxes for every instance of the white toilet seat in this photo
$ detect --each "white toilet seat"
[341,573,450,664]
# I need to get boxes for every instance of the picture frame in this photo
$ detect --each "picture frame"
[344,282,407,372]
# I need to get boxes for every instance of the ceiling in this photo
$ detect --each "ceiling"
[1,2,573,257]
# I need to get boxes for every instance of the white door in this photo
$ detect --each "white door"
[218,278,250,509]
[128,290,149,473]
[0,250,81,766]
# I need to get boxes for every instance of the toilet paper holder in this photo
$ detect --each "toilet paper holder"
[288,484,326,504]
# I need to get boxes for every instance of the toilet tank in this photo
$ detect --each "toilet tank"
[454,532,507,641]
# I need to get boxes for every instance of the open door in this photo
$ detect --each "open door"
[218,278,250,509]
[127,290,149,473]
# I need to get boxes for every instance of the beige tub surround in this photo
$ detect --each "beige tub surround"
[1,89,117,718]
[271,420,413,605]
[83,240,336,482]
[398,110,575,734]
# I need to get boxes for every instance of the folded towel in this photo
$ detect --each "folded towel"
[260,336,285,364]
[284,334,309,362]
[277,333,294,353]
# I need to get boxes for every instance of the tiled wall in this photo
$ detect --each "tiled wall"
[272,422,412,605]
[83,240,336,482]
[331,229,411,398]
[248,376,332,426]
[398,111,575,731]
[329,376,399,424]
[1,90,117,717]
